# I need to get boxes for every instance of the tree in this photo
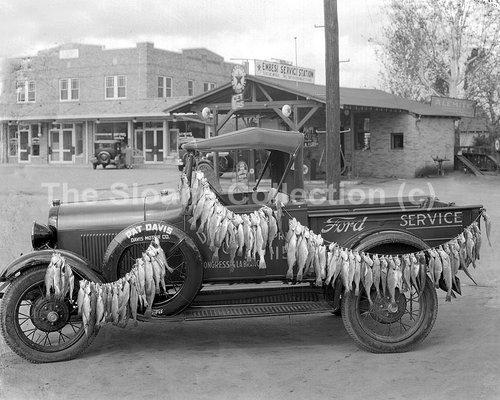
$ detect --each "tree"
[374,0,500,132]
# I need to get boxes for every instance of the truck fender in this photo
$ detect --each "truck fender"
[0,249,104,283]
[330,230,429,310]
[101,220,202,282]
[352,230,430,252]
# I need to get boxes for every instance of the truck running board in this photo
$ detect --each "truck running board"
[153,301,333,322]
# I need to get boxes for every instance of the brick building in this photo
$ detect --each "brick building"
[168,75,462,179]
[0,42,235,165]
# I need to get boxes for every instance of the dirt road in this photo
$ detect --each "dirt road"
[0,166,499,400]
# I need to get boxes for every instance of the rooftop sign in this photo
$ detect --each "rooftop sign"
[431,96,475,118]
[253,59,315,83]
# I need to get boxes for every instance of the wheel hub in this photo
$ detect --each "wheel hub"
[31,297,70,332]
[370,290,407,324]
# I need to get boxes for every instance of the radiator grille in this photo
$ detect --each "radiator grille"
[81,233,116,269]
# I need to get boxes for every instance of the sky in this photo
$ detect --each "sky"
[0,0,388,89]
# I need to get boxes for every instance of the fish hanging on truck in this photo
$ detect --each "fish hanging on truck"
[65,238,173,334]
[283,210,490,304]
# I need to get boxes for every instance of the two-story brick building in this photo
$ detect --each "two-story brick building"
[0,42,235,165]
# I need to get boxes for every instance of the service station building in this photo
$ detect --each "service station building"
[167,75,462,179]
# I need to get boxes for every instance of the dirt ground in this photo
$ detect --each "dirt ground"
[0,165,499,400]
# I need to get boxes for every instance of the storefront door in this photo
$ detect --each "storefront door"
[49,128,74,163]
[144,129,164,163]
[18,128,30,162]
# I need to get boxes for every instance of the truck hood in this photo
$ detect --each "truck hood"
[55,191,184,232]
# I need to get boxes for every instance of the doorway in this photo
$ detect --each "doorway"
[49,126,74,163]
[18,127,30,162]
[136,129,164,163]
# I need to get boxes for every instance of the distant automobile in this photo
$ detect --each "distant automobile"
[90,139,128,169]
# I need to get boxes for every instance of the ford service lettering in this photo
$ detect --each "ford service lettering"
[321,216,367,233]
[400,211,463,227]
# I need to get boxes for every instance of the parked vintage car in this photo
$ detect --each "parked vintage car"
[0,127,483,362]
[90,139,127,169]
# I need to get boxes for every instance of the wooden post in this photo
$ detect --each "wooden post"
[0,123,5,164]
[213,109,219,177]
[293,105,304,189]
[324,0,341,199]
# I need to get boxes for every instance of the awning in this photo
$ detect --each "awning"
[182,127,303,154]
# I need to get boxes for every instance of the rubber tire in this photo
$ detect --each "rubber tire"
[92,163,97,170]
[142,239,202,317]
[341,276,438,353]
[0,266,99,363]
[102,164,107,169]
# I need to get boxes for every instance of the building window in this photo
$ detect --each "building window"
[60,78,79,101]
[105,75,126,99]
[188,80,194,96]
[8,125,18,156]
[95,122,128,141]
[16,81,36,103]
[158,76,172,98]
[354,113,370,150]
[203,82,216,92]
[391,132,404,149]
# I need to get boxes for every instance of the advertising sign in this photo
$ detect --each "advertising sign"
[231,93,244,110]
[254,59,315,83]
[431,96,475,117]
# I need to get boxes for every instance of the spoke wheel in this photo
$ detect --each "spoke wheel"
[0,265,100,363]
[341,275,438,353]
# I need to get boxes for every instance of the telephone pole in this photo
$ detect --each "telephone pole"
[324,0,341,200]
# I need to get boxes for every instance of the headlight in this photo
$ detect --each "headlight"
[31,221,56,250]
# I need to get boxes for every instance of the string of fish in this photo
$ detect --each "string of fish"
[285,210,491,304]
[44,236,171,336]
[182,170,285,269]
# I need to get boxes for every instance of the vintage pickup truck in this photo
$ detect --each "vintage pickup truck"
[0,128,483,363]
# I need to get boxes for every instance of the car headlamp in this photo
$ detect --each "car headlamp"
[31,221,56,250]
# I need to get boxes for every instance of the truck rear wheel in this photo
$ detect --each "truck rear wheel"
[341,276,437,353]
[0,265,99,363]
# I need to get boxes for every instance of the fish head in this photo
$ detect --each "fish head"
[289,218,297,230]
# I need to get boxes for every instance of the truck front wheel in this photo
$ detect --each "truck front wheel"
[341,275,437,353]
[0,265,99,363]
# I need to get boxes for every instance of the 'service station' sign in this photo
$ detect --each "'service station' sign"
[254,59,315,83]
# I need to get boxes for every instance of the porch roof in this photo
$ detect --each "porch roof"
[166,75,463,118]
[0,97,189,122]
